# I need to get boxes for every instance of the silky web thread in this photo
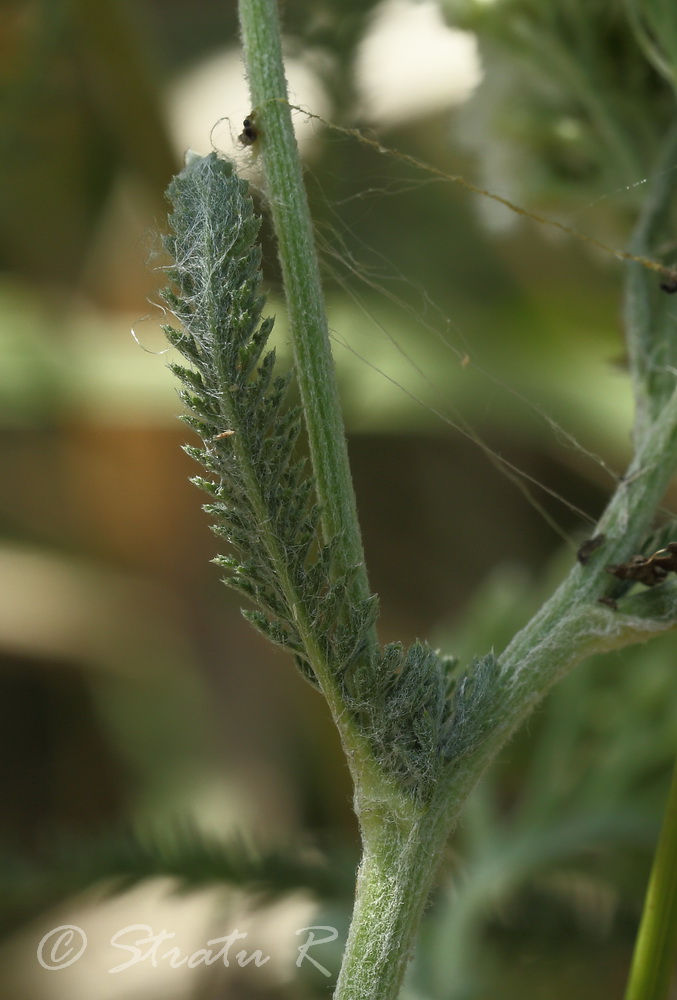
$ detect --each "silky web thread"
[199,105,677,545]
[257,108,677,543]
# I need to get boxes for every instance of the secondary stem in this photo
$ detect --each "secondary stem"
[333,383,677,1000]
[624,757,677,1000]
[238,0,374,612]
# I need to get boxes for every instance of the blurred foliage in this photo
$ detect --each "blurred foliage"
[0,825,354,935]
[443,0,677,243]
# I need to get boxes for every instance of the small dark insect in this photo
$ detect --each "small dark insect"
[577,533,605,565]
[606,542,677,587]
[239,116,259,146]
[660,275,677,294]
[598,596,618,611]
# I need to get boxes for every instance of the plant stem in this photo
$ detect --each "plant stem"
[331,229,677,1000]
[437,378,677,818]
[234,7,677,998]
[334,809,450,1000]
[237,0,373,613]
[331,380,677,1000]
[624,758,677,1000]
[624,121,677,437]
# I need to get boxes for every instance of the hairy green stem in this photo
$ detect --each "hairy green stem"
[232,5,677,997]
[334,810,451,1000]
[325,144,677,996]
[238,0,373,615]
[334,383,677,1000]
[625,122,677,437]
[624,757,677,1000]
[235,0,384,848]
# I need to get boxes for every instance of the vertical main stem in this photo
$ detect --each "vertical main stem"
[238,0,373,609]
[334,810,450,1000]
[235,9,677,1000]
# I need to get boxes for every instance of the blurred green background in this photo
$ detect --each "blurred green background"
[2,1,677,998]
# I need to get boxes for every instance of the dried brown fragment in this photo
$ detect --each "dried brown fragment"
[239,116,259,146]
[577,534,605,565]
[606,542,677,587]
